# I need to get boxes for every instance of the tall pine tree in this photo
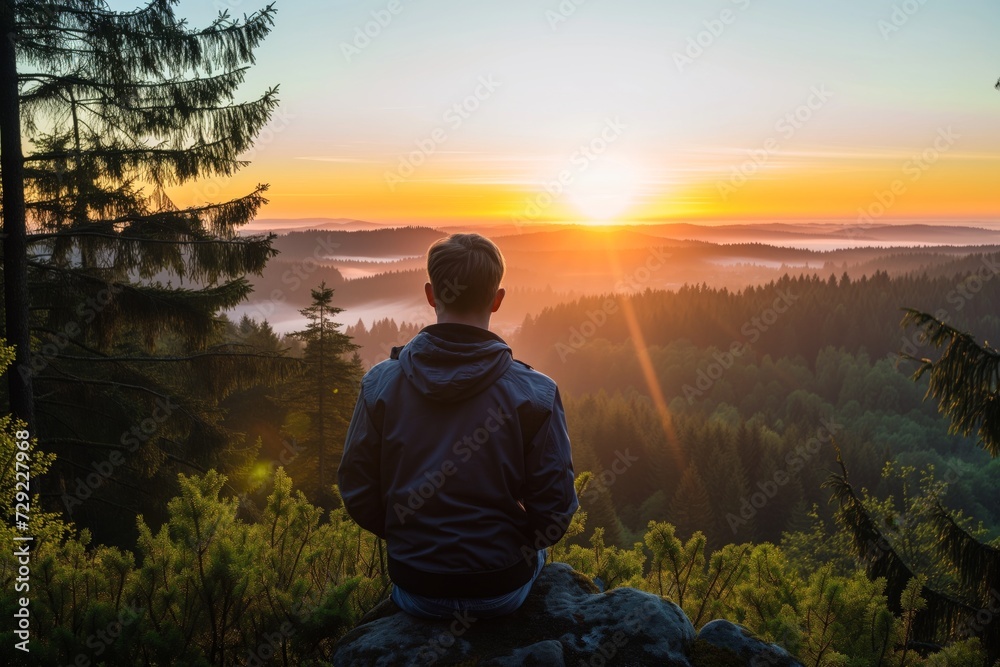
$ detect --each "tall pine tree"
[286,282,361,504]
[1,0,283,528]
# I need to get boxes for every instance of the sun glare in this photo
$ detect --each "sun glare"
[567,159,642,224]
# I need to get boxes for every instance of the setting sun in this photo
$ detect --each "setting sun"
[567,159,644,223]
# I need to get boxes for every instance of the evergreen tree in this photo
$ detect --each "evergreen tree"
[670,462,716,544]
[0,0,282,525]
[287,282,360,503]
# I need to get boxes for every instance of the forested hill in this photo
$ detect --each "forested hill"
[274,226,444,258]
[513,261,1000,385]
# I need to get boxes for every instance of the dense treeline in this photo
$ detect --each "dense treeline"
[560,349,1000,552]
[345,318,424,368]
[514,266,1000,389]
[272,227,444,259]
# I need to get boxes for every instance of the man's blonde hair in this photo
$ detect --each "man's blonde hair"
[427,233,505,313]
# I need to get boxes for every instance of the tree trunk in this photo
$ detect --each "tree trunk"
[0,0,35,428]
[318,304,325,501]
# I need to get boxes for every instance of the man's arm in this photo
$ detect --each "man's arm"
[338,388,386,539]
[521,387,578,547]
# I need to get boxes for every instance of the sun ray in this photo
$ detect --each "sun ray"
[604,244,685,470]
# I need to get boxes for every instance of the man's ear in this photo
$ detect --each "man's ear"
[424,282,437,309]
[490,288,505,313]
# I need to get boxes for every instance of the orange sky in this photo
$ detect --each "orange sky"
[163,0,1000,228]
[173,148,1000,226]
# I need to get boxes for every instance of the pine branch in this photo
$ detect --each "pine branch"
[824,458,978,645]
[27,184,272,240]
[28,264,263,339]
[25,135,253,184]
[28,231,270,247]
[44,437,213,477]
[52,351,293,363]
[930,502,1000,601]
[900,308,1000,456]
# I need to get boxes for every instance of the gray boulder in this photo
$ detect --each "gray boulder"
[330,563,799,666]
[691,619,804,667]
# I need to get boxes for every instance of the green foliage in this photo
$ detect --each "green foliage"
[6,260,1000,666]
[127,469,381,665]
[826,458,999,664]
[557,527,646,590]
[0,378,385,667]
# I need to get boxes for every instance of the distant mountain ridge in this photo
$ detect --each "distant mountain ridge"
[247,218,1000,246]
[243,218,384,233]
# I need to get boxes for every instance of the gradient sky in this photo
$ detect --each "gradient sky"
[121,0,1000,225]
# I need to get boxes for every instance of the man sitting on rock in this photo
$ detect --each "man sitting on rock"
[339,232,578,619]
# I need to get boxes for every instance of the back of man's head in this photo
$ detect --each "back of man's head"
[427,233,505,314]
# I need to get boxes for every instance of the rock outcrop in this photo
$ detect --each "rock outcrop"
[330,563,803,666]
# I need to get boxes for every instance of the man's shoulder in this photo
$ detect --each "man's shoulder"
[360,357,404,398]
[502,358,559,408]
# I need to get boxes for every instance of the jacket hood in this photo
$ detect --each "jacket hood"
[396,324,513,403]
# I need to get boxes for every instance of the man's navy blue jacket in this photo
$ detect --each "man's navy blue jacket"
[338,323,578,598]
